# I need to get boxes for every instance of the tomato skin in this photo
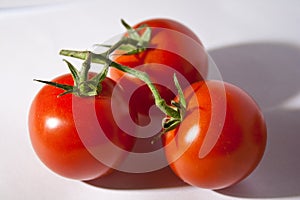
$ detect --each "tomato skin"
[163,81,267,190]
[28,74,135,180]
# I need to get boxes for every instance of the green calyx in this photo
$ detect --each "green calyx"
[35,53,108,97]
[161,74,187,133]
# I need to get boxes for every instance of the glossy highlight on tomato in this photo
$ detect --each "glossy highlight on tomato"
[28,73,135,180]
[163,81,267,190]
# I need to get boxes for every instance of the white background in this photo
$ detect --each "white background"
[1,0,300,199]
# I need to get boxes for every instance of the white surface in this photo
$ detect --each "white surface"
[1,0,300,199]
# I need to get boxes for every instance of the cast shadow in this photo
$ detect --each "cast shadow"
[208,42,300,198]
[84,166,187,190]
[208,42,300,111]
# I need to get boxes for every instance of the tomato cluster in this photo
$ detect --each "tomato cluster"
[28,19,267,190]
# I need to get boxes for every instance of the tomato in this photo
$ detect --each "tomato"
[163,81,267,190]
[28,73,135,180]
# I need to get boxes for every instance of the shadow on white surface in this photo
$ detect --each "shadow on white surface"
[84,166,188,189]
[209,42,300,198]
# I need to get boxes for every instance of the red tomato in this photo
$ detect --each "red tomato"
[28,73,135,180]
[163,81,267,189]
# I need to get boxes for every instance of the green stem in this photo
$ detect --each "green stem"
[59,50,105,65]
[78,52,92,94]
[104,37,140,56]
[59,37,141,63]
[80,52,91,81]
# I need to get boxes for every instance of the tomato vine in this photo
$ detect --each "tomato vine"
[30,18,267,188]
